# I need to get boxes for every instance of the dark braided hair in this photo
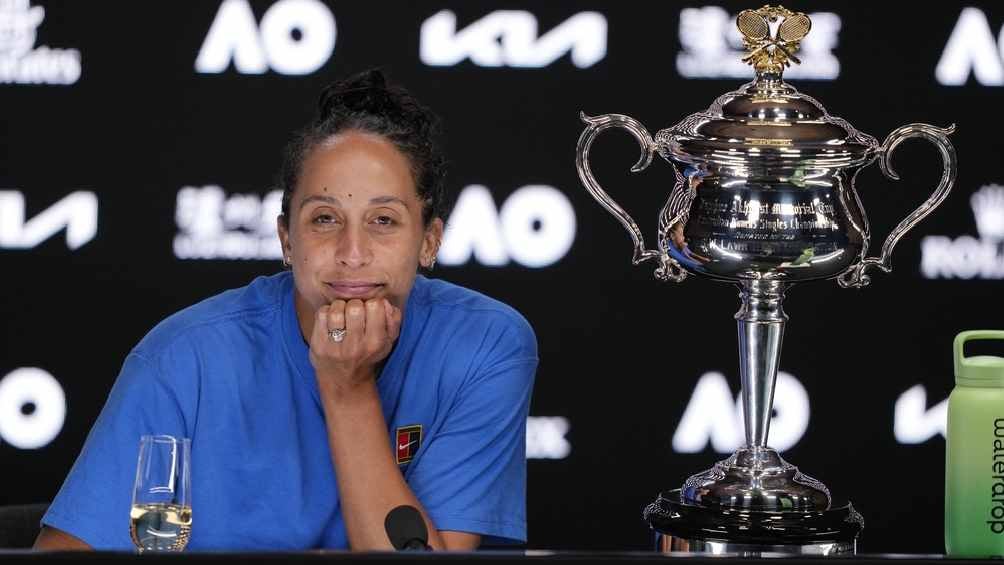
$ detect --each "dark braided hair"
[277,69,447,228]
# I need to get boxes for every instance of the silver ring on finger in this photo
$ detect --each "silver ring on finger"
[328,328,347,343]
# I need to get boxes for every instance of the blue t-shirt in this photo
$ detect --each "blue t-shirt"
[43,272,538,550]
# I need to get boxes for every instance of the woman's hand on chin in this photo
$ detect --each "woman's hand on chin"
[309,297,402,400]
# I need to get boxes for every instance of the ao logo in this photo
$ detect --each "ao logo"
[921,184,1004,279]
[936,8,1004,86]
[0,191,98,250]
[0,368,65,449]
[676,6,840,80]
[438,185,576,268]
[196,0,336,75]
[420,10,607,68]
[672,371,809,453]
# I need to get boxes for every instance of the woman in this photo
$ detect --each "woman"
[34,70,538,551]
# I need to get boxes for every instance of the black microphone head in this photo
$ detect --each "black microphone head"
[384,504,429,550]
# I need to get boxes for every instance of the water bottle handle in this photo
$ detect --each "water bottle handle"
[838,123,957,288]
[575,112,686,282]
[954,330,1004,376]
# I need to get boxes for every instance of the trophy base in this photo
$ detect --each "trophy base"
[644,489,863,556]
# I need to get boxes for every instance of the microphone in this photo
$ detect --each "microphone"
[384,504,431,551]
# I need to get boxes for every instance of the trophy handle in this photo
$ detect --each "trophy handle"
[576,112,686,282]
[838,123,957,288]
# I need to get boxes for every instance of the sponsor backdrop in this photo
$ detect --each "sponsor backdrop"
[2,0,1002,553]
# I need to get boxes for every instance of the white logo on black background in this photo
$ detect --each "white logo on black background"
[894,384,946,444]
[196,0,336,75]
[0,190,97,249]
[0,367,65,450]
[173,185,282,260]
[921,184,1004,279]
[420,10,606,68]
[438,185,576,268]
[672,371,810,453]
[526,416,571,459]
[0,0,81,85]
[676,6,840,80]
[936,8,1004,86]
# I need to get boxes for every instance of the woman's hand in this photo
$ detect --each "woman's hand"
[309,298,402,398]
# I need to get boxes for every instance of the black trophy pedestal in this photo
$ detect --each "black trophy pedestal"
[644,489,864,556]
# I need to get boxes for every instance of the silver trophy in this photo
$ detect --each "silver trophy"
[575,5,956,556]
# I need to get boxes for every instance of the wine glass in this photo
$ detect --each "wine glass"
[130,435,192,552]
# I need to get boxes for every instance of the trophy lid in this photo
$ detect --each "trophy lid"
[656,5,880,171]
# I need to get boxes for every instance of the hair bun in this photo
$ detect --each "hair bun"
[317,68,393,121]
[330,68,387,93]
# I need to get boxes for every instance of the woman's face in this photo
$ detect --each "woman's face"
[278,130,443,318]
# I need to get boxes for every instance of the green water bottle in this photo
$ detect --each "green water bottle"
[946,330,1004,557]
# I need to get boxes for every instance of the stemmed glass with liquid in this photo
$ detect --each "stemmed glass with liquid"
[130,435,192,552]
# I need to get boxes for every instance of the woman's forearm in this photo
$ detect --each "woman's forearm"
[319,377,446,551]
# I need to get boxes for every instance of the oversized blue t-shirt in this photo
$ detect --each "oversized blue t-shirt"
[43,272,538,550]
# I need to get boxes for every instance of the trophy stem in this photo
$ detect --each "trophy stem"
[679,279,830,512]
[735,279,789,450]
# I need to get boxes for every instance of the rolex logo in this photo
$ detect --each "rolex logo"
[921,184,1004,280]
[972,184,1004,242]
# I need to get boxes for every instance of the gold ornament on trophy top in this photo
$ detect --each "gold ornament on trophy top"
[738,5,811,76]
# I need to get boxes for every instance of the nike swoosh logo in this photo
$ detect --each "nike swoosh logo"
[399,439,418,450]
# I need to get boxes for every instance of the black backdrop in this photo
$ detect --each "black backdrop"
[3,0,1003,554]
